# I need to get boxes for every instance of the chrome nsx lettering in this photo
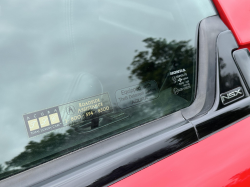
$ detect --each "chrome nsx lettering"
[220,87,244,105]
[221,89,242,102]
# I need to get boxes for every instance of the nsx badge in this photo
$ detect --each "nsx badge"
[220,87,244,105]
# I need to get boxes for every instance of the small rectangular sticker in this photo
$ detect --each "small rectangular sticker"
[115,80,159,109]
[23,93,113,138]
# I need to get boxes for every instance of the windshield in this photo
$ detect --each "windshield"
[0,0,215,179]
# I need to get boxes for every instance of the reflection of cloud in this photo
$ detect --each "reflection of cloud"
[99,0,174,37]
[99,17,149,37]
[103,0,174,20]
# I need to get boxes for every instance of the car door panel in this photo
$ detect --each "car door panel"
[3,1,248,186]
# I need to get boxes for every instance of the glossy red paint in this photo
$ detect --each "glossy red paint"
[213,0,250,50]
[110,116,250,187]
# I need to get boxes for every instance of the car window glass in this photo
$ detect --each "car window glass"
[0,0,215,179]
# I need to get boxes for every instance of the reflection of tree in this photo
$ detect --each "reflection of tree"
[5,133,67,169]
[0,165,3,173]
[128,38,195,90]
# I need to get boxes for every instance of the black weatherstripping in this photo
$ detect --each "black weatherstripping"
[181,16,229,119]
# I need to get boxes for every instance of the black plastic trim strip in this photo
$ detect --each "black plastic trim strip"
[181,16,228,119]
[34,124,196,187]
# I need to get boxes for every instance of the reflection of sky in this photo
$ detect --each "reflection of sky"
[0,0,215,166]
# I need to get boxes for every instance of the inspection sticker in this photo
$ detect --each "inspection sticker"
[23,93,113,138]
[116,80,159,109]
[170,69,191,95]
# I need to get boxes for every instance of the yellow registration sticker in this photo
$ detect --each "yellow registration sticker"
[23,93,113,138]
